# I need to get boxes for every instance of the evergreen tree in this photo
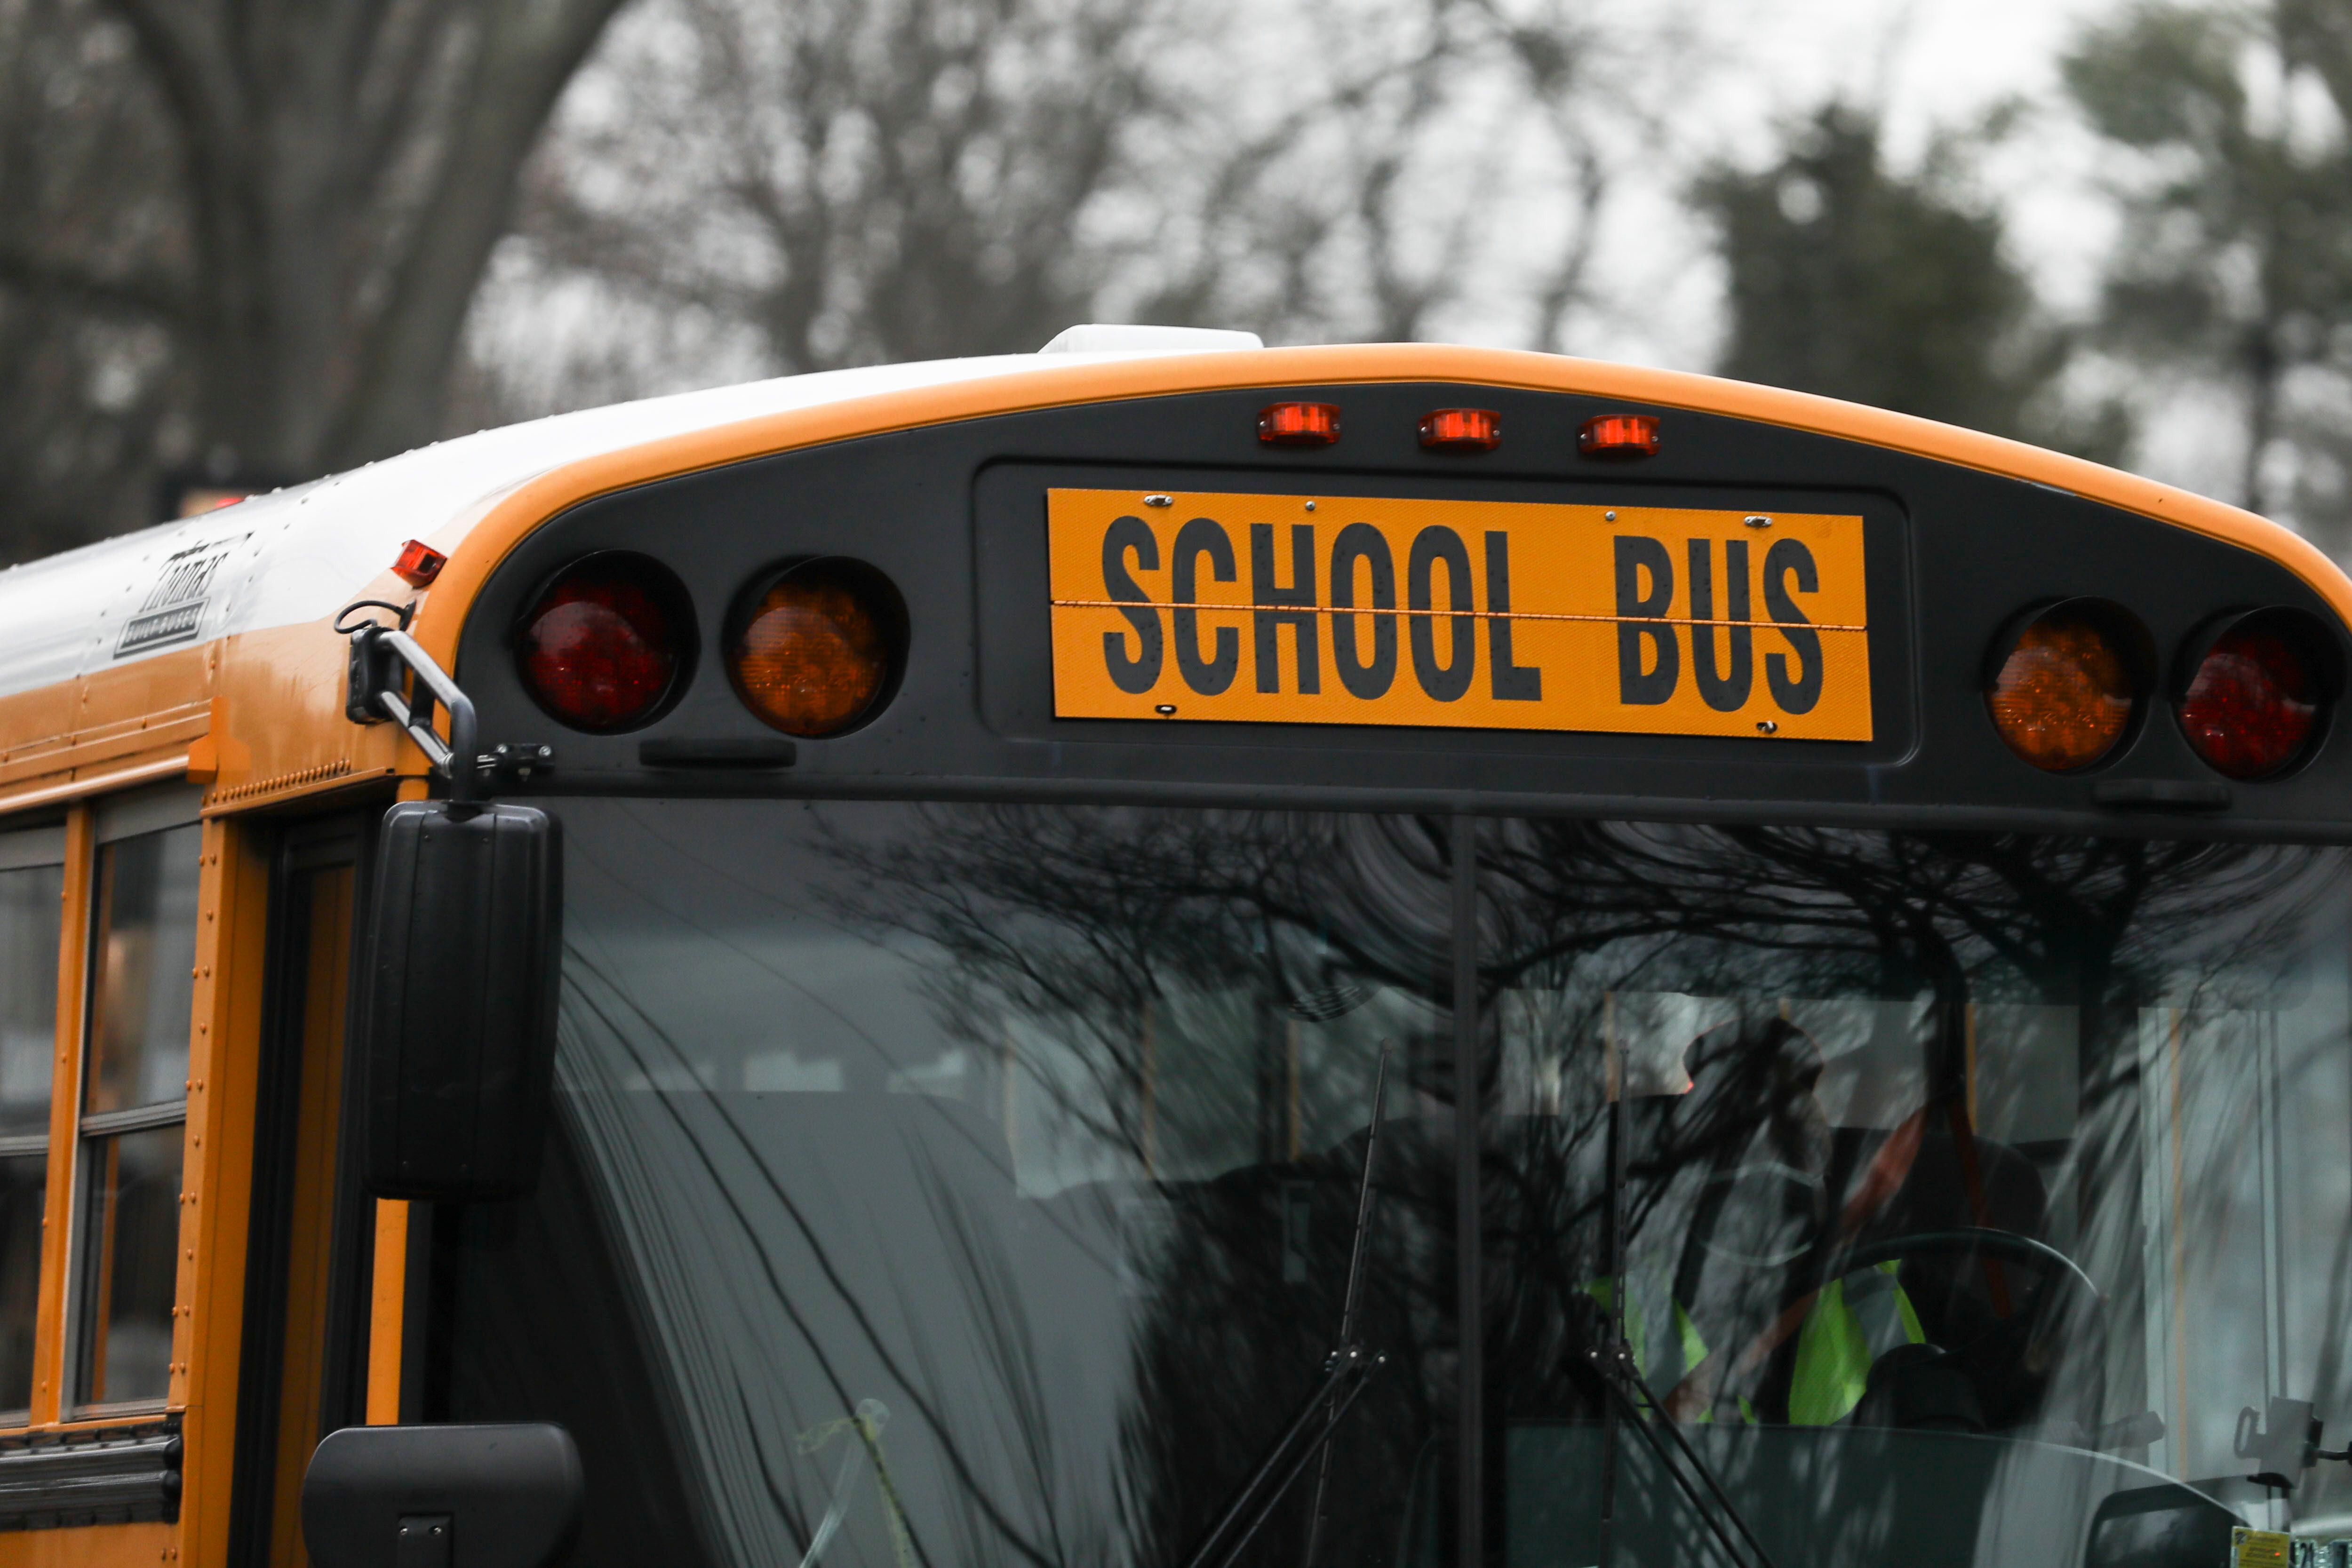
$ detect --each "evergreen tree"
[1693,104,2122,457]
[2065,0,2352,544]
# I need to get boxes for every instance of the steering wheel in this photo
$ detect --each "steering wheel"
[1825,1227,2105,1433]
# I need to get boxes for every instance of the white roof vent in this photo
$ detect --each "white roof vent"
[1038,324,1264,355]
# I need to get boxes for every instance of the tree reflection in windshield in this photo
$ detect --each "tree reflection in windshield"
[814,807,1461,1568]
[438,801,2352,1568]
[1470,822,2351,1565]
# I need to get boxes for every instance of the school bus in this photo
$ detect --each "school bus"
[0,326,2344,1568]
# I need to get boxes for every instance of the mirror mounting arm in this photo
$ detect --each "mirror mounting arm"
[338,602,481,805]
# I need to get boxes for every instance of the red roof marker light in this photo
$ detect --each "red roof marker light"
[392,539,447,588]
[1420,408,1501,452]
[1259,402,1341,446]
[1580,413,1660,459]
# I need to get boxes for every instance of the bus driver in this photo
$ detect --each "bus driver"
[1590,1014,2054,1435]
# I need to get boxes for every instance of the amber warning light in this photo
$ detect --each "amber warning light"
[1259,402,1341,446]
[729,560,905,737]
[1986,603,2143,772]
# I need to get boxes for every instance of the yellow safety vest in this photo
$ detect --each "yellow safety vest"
[1587,1260,1925,1427]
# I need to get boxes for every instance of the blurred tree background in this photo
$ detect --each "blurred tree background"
[7,0,2352,564]
[1693,103,2129,462]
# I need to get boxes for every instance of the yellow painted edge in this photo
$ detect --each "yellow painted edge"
[403,343,2352,663]
[183,698,225,786]
[361,773,437,1423]
[0,754,192,823]
[176,818,268,1568]
[0,1520,176,1568]
[31,806,92,1429]
[363,1201,407,1425]
[0,709,208,792]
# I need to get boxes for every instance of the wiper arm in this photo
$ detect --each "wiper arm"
[1186,1046,1392,1568]
[1585,1339,1779,1568]
[1183,1342,1385,1568]
[1590,1088,1780,1568]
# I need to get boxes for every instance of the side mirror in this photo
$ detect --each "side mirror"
[303,1424,582,1568]
[2083,1483,2239,1568]
[360,801,561,1201]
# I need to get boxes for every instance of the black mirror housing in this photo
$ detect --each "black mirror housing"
[303,1423,582,1568]
[2083,1483,2239,1568]
[360,801,561,1201]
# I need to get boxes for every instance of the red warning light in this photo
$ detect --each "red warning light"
[2178,620,2324,779]
[1419,408,1501,452]
[1580,413,1660,459]
[1259,402,1341,446]
[391,539,446,588]
[517,555,692,732]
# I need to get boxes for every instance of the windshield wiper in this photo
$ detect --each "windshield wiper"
[1185,1047,1391,1568]
[1590,1087,1781,1568]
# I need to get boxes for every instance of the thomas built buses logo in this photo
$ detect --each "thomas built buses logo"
[116,536,245,657]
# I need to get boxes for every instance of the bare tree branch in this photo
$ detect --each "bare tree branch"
[0,246,187,321]
[329,0,628,464]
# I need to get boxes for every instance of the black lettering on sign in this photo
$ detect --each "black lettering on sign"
[1173,517,1239,695]
[1329,524,1397,699]
[1251,523,1320,694]
[1484,533,1541,701]
[1613,536,1677,705]
[1407,527,1474,701]
[1100,516,1163,694]
[1762,537,1822,714]
[1688,537,1753,712]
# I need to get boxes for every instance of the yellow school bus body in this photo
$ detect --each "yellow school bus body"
[0,341,2334,1568]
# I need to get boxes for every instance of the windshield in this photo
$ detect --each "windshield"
[438,802,2352,1568]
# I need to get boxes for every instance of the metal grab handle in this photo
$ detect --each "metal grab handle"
[342,613,480,803]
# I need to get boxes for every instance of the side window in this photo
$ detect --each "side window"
[0,833,63,1419]
[73,822,199,1413]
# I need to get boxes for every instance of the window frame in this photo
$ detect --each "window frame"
[62,788,204,1420]
[0,819,69,1430]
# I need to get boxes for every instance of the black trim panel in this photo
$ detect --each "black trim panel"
[0,1421,181,1529]
[449,381,2352,838]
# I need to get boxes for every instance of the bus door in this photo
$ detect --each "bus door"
[228,816,374,1568]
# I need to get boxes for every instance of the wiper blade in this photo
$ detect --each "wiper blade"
[1183,1342,1385,1568]
[1591,1088,1780,1568]
[1302,1044,1390,1564]
[1586,1340,1780,1568]
[1186,1046,1392,1568]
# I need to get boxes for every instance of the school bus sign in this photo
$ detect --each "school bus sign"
[1045,487,1873,741]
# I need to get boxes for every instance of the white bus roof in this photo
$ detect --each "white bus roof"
[0,349,1190,703]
